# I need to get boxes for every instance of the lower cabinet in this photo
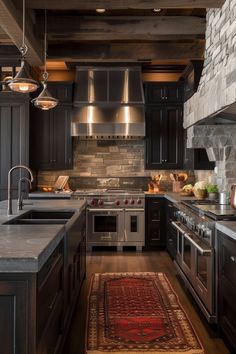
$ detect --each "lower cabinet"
[145,197,165,247]
[218,231,236,352]
[0,212,86,354]
[165,201,178,258]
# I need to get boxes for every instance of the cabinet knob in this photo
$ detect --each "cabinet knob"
[230,256,236,263]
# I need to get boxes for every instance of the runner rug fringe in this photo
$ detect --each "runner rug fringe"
[86,272,204,354]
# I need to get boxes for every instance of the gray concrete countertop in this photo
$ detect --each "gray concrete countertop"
[0,199,86,272]
[216,221,236,241]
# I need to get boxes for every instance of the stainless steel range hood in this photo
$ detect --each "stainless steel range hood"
[72,67,145,139]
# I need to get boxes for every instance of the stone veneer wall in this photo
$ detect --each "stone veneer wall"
[37,138,194,190]
[188,125,236,191]
[184,0,236,128]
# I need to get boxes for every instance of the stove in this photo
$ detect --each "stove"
[182,199,236,220]
[73,188,145,251]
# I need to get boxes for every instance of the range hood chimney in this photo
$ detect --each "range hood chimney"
[72,66,145,139]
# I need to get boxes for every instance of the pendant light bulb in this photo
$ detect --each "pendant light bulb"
[8,0,39,93]
[31,9,59,110]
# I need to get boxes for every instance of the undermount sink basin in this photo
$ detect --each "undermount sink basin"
[3,210,75,225]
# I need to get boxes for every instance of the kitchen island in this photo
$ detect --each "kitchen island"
[0,199,86,354]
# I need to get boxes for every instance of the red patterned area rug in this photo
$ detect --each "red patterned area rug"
[86,272,204,354]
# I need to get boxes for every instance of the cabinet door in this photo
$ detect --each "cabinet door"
[0,93,29,200]
[145,83,183,104]
[162,106,183,169]
[0,280,30,354]
[30,105,72,171]
[47,82,73,104]
[145,84,165,103]
[164,84,183,103]
[30,108,53,170]
[145,106,163,169]
[218,233,236,351]
[145,198,165,247]
[53,106,72,170]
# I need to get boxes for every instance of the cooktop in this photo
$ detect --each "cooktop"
[182,200,236,220]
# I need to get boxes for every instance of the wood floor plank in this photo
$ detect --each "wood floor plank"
[62,250,230,354]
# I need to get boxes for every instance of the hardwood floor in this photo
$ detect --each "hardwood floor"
[62,250,230,354]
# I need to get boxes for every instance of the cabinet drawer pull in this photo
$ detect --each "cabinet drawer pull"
[230,256,236,262]
[152,238,160,241]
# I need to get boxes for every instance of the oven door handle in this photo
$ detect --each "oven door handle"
[125,208,144,212]
[87,208,123,212]
[184,232,212,255]
[171,221,185,234]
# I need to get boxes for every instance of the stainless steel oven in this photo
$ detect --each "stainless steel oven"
[87,208,124,244]
[171,211,215,322]
[73,189,145,251]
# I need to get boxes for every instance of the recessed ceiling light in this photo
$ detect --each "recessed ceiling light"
[96,8,106,13]
[153,8,162,13]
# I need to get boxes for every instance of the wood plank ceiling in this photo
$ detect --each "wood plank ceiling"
[0,0,225,70]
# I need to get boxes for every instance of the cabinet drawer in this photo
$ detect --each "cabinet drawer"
[37,292,63,354]
[37,250,64,341]
[38,243,63,288]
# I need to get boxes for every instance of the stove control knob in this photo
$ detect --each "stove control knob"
[130,199,135,205]
[124,199,129,205]
[98,200,104,207]
[137,199,142,205]
[90,199,95,206]
[116,200,120,206]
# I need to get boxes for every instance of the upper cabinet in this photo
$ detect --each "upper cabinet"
[146,106,184,169]
[145,82,184,170]
[144,82,183,104]
[30,82,73,171]
[0,93,29,200]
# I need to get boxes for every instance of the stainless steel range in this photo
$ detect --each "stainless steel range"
[172,199,236,324]
[73,189,145,251]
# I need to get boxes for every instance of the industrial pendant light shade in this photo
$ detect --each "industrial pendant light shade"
[8,0,39,93]
[8,58,39,93]
[31,9,58,110]
[32,80,58,110]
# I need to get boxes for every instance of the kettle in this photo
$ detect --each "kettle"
[230,184,236,208]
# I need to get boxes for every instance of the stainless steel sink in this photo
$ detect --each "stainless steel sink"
[3,210,75,225]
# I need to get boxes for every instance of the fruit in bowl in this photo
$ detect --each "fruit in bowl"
[193,181,208,199]
[181,184,194,196]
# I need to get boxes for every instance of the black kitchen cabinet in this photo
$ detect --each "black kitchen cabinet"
[64,209,86,328]
[218,231,236,352]
[145,197,165,248]
[166,201,178,258]
[30,105,72,171]
[0,275,33,354]
[0,92,29,200]
[146,106,184,169]
[144,82,183,104]
[46,82,73,104]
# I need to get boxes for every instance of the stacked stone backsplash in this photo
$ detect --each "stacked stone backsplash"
[184,0,236,127]
[37,138,194,191]
[188,125,236,191]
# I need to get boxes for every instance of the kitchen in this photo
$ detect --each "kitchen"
[0,0,236,354]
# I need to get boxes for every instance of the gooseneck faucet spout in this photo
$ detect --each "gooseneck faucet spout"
[7,165,34,215]
[17,177,32,211]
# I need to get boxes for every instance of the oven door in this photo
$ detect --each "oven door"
[195,247,214,313]
[171,221,184,268]
[182,232,195,281]
[87,208,124,243]
[124,209,144,243]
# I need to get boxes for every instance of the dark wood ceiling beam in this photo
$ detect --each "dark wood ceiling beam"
[36,16,205,41]
[0,0,43,65]
[48,41,205,61]
[24,0,224,9]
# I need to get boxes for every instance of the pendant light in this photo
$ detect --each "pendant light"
[31,10,58,110]
[8,0,39,93]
